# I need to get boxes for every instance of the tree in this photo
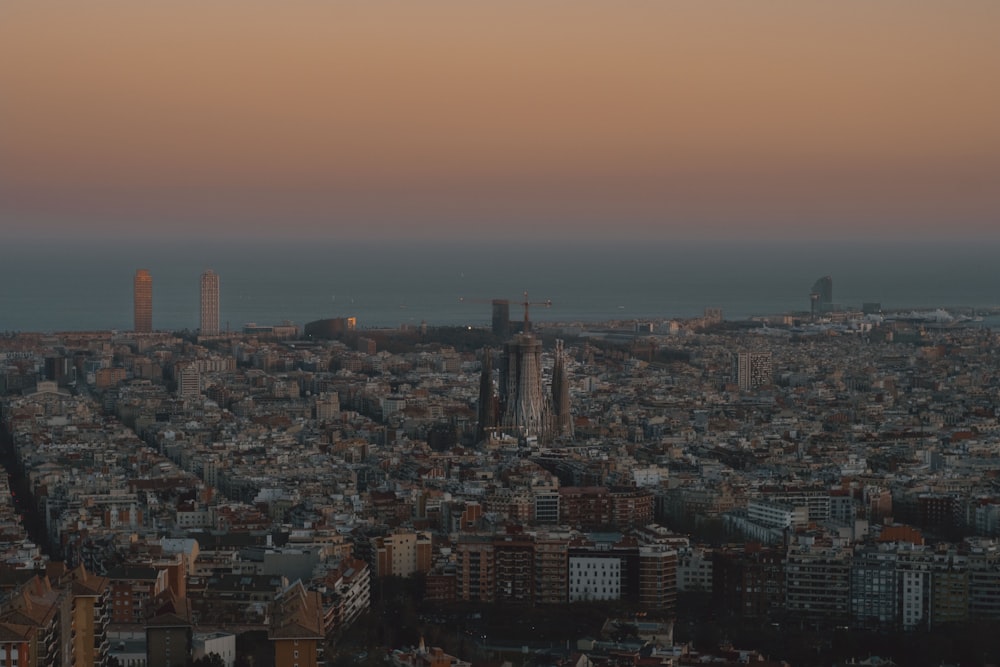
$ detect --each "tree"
[190,653,226,667]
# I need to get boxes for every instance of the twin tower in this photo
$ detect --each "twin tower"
[133,269,220,335]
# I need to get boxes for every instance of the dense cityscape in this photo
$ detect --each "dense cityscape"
[1,270,1000,667]
[6,0,999,663]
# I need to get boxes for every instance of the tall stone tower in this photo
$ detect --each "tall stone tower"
[551,339,573,438]
[476,348,497,442]
[499,333,552,441]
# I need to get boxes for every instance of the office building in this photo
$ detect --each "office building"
[200,269,220,335]
[134,269,153,333]
[491,299,510,336]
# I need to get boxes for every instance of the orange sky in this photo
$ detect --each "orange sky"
[2,1,998,241]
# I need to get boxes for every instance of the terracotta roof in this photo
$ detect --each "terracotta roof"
[0,622,33,643]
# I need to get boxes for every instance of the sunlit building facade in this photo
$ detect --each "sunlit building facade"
[134,269,152,333]
[200,269,220,335]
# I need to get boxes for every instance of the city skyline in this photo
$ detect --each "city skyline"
[2,2,999,243]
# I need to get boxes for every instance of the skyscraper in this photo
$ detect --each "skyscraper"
[200,269,220,335]
[134,269,152,333]
[810,275,833,317]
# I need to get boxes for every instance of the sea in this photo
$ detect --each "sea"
[2,239,999,333]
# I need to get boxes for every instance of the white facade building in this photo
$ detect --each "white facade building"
[569,556,621,601]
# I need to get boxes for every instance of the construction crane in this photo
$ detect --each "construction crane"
[458,291,553,333]
[517,291,552,331]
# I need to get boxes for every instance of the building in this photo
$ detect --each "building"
[711,546,784,618]
[746,500,808,530]
[60,565,111,667]
[609,488,655,528]
[533,489,561,525]
[455,537,495,603]
[193,632,236,667]
[391,643,471,667]
[499,334,552,441]
[570,556,621,601]
[968,544,1000,621]
[200,269,220,335]
[678,547,714,593]
[303,317,356,339]
[733,351,772,390]
[491,299,510,336]
[810,275,833,316]
[637,545,678,613]
[313,392,340,422]
[95,367,127,390]
[930,553,969,626]
[493,535,535,604]
[850,547,900,628]
[784,545,851,622]
[534,534,570,604]
[134,269,153,333]
[0,623,33,667]
[107,566,167,624]
[0,575,67,667]
[560,487,612,529]
[551,339,573,438]
[269,582,325,667]
[242,322,299,339]
[318,557,371,634]
[373,531,432,578]
[175,362,201,398]
[476,348,497,443]
[146,608,193,667]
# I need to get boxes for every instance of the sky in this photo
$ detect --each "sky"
[1,1,999,243]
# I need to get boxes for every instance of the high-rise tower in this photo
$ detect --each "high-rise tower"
[134,269,152,333]
[491,300,510,337]
[810,275,833,317]
[476,348,498,442]
[200,269,220,335]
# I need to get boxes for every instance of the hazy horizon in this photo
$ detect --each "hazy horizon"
[2,238,999,333]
